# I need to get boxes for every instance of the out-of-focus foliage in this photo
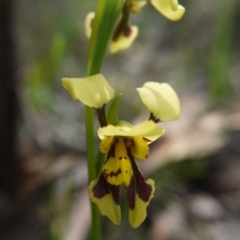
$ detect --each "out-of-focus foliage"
[3,0,239,239]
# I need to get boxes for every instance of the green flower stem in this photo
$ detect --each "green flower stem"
[85,106,101,240]
[85,0,124,239]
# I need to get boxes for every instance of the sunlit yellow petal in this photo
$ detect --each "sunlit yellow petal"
[99,136,114,153]
[137,82,180,121]
[62,74,115,108]
[150,0,185,21]
[89,179,121,225]
[102,137,133,186]
[131,137,149,160]
[129,0,147,13]
[110,26,138,54]
[129,179,155,228]
[85,12,95,38]
[98,120,164,142]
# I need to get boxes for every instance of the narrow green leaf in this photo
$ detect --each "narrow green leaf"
[87,0,124,76]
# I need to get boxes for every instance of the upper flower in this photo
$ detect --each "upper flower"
[85,0,185,54]
[85,11,138,54]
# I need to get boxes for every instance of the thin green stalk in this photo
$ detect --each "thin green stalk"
[85,106,101,240]
[85,0,124,239]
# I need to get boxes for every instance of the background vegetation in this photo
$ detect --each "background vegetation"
[0,0,240,239]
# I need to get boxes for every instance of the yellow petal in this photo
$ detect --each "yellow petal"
[89,179,121,225]
[150,0,185,21]
[62,74,115,108]
[131,137,149,160]
[98,120,165,142]
[129,0,147,13]
[99,136,114,153]
[84,12,95,38]
[102,137,133,186]
[128,179,155,228]
[137,82,181,121]
[110,26,138,54]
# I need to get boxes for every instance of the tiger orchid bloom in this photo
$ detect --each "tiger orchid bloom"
[90,120,164,228]
[61,74,181,227]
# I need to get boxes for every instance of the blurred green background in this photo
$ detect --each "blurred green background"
[0,0,240,239]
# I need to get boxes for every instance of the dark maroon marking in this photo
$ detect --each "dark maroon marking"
[90,18,94,28]
[142,137,151,143]
[135,167,152,202]
[109,184,120,205]
[109,168,122,178]
[92,173,110,199]
[107,138,118,159]
[123,25,132,37]
[124,156,127,160]
[148,113,160,123]
[119,156,122,160]
[92,173,120,205]
[125,145,153,208]
[130,138,135,147]
[102,168,122,180]
[126,177,135,209]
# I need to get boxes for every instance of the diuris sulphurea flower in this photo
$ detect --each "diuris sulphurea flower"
[84,0,185,53]
[90,120,164,228]
[62,74,180,227]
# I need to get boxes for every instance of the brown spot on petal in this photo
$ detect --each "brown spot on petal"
[107,138,118,159]
[92,174,120,205]
[124,26,132,37]
[135,168,152,202]
[102,168,122,180]
[126,177,135,210]
[90,18,94,28]
[93,174,110,199]
[109,184,120,205]
[142,137,151,143]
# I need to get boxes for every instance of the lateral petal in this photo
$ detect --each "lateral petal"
[89,176,121,225]
[137,82,181,121]
[126,168,155,228]
[110,26,138,54]
[131,136,149,160]
[62,74,115,108]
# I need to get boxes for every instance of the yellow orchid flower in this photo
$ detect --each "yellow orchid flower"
[137,81,181,121]
[89,121,165,228]
[62,73,181,227]
[110,25,138,54]
[129,0,185,21]
[84,11,138,54]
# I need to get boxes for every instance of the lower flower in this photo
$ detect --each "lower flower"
[89,121,164,228]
